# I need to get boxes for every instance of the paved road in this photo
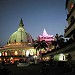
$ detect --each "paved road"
[0,62,75,75]
[0,64,42,75]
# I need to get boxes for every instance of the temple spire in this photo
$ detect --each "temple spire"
[43,29,48,36]
[19,18,24,27]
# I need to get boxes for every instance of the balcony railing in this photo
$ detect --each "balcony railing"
[67,4,75,21]
[65,19,75,33]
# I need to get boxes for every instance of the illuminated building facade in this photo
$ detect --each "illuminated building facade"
[0,19,36,63]
[38,29,54,42]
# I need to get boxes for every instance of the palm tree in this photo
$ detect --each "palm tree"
[40,40,48,50]
[33,40,48,55]
[53,34,65,49]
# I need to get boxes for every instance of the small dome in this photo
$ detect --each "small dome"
[8,19,33,44]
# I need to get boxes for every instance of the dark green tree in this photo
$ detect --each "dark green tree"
[33,40,48,55]
[52,34,65,49]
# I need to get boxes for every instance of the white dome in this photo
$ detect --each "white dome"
[8,19,33,44]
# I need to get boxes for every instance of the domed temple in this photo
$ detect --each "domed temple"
[8,19,33,44]
[0,19,37,63]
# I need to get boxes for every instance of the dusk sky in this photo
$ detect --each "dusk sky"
[0,0,67,46]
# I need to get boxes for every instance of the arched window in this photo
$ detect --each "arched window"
[14,39,16,43]
[21,40,23,42]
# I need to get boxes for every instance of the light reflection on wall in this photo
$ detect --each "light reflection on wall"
[22,50,25,56]
[5,52,7,56]
[2,52,4,56]
[15,51,18,55]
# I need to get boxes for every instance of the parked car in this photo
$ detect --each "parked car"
[28,61,34,65]
[17,62,29,67]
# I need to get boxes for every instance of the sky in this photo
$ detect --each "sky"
[0,0,67,46]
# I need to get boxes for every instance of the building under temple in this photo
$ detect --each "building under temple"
[37,29,55,53]
[0,19,37,63]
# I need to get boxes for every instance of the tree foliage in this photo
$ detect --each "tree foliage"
[33,40,48,55]
[34,40,48,50]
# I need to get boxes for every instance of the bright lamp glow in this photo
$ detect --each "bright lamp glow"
[26,50,29,57]
[59,54,65,61]
[0,52,1,56]
[71,4,74,9]
[34,55,37,58]
[10,57,13,60]
[5,52,7,56]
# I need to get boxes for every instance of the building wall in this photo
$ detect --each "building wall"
[65,0,75,39]
[66,50,75,60]
[67,0,74,13]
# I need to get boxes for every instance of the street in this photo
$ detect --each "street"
[0,61,75,75]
